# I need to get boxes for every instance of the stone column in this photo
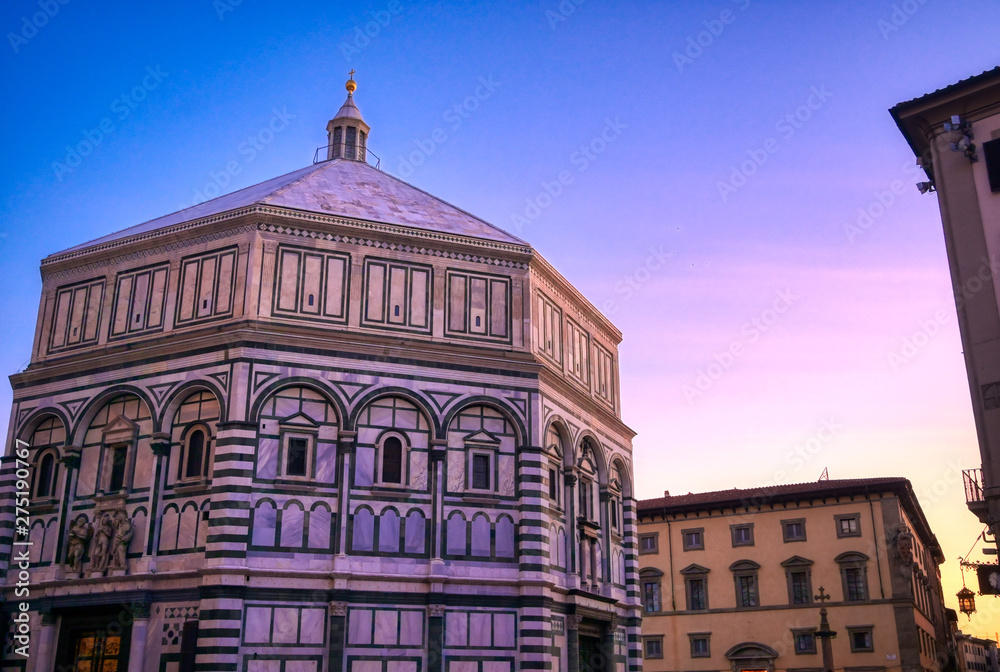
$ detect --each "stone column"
[429,439,448,561]
[566,614,583,672]
[126,602,151,672]
[427,604,445,672]
[334,432,357,558]
[36,610,58,672]
[328,602,348,672]
[564,471,578,589]
[601,616,617,672]
[145,434,171,558]
[53,447,81,573]
[205,421,258,569]
[599,487,612,587]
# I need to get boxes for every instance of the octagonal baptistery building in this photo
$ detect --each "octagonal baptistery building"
[0,81,640,672]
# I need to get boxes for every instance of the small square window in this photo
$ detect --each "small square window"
[689,634,711,658]
[793,631,817,655]
[644,637,663,659]
[782,518,806,542]
[731,523,754,547]
[472,454,490,490]
[848,627,874,652]
[639,533,659,554]
[285,437,308,477]
[836,513,861,538]
[682,528,704,551]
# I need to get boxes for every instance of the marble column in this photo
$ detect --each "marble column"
[566,614,583,672]
[35,610,58,672]
[146,434,171,557]
[599,487,611,587]
[334,432,356,558]
[328,602,348,672]
[126,602,151,672]
[564,471,578,588]
[427,604,445,672]
[54,447,81,572]
[429,439,447,561]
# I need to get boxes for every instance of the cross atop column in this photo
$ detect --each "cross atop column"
[814,587,831,604]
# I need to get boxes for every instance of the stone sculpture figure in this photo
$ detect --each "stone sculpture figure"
[65,516,92,573]
[90,512,113,571]
[108,507,133,571]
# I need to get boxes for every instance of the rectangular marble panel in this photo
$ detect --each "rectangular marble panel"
[483,663,512,672]
[387,663,417,672]
[348,609,373,645]
[469,612,491,647]
[244,606,272,643]
[388,266,407,324]
[355,446,374,487]
[285,662,316,672]
[130,272,149,332]
[410,451,427,491]
[197,256,217,317]
[112,276,132,336]
[374,610,398,646]
[498,455,515,497]
[300,608,325,645]
[248,661,281,672]
[448,663,477,672]
[448,275,466,332]
[77,446,98,496]
[324,256,346,318]
[445,612,467,647]
[447,451,464,492]
[279,507,304,548]
[493,613,515,648]
[410,269,428,328]
[257,437,278,480]
[178,259,198,322]
[399,610,423,647]
[132,443,152,489]
[350,663,381,672]
[302,253,323,314]
[490,279,508,337]
[273,606,299,644]
[316,442,337,483]
[366,263,385,322]
[148,267,167,327]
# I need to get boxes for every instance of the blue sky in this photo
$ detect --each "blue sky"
[2,0,999,632]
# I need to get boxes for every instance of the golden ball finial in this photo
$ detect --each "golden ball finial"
[346,69,357,93]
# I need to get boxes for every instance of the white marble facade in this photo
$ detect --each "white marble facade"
[0,90,641,672]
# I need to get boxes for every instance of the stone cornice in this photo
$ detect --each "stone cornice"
[42,204,533,272]
[529,253,622,345]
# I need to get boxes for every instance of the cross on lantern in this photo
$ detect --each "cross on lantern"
[348,69,356,80]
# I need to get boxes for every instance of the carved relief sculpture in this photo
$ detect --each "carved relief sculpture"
[65,516,92,573]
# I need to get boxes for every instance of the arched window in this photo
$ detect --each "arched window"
[35,453,56,498]
[185,429,206,479]
[381,436,403,484]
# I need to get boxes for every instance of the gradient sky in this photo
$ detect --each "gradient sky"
[2,0,999,637]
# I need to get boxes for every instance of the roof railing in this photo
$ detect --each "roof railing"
[313,144,381,169]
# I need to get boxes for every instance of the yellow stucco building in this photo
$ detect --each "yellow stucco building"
[636,478,953,672]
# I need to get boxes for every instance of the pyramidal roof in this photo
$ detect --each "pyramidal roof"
[57,159,526,256]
